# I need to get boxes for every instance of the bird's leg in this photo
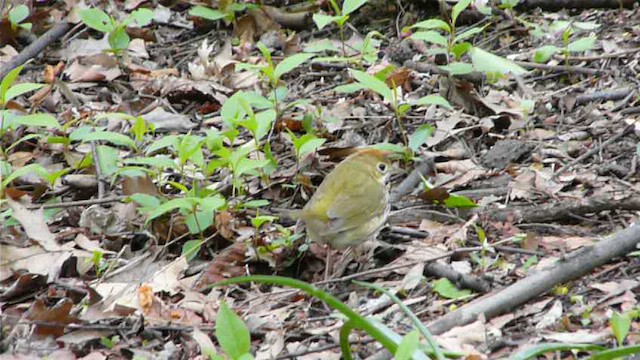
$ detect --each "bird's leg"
[324,245,333,281]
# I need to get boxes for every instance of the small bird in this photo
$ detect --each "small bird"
[292,148,393,279]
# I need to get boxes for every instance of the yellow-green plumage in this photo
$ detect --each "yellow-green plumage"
[296,149,392,249]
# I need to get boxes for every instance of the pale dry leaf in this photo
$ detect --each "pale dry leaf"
[542,329,608,343]
[192,328,217,358]
[7,198,60,251]
[401,263,425,291]
[534,299,563,330]
[256,330,285,360]
[143,107,196,132]
[149,257,188,295]
[590,279,639,296]
[74,233,116,254]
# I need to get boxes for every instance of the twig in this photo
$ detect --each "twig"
[0,21,72,79]
[427,222,640,335]
[25,196,127,210]
[514,60,604,75]
[551,125,633,178]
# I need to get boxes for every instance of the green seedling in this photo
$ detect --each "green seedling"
[79,7,154,55]
[313,0,369,56]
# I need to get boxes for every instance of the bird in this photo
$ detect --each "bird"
[292,148,393,279]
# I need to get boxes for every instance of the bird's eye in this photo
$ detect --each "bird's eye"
[377,162,388,173]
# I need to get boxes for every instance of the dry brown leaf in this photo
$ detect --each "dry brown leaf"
[196,242,247,290]
[25,298,76,339]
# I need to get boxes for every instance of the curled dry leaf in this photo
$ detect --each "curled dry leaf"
[25,298,77,339]
[196,242,247,291]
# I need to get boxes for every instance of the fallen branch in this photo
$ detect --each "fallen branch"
[0,21,72,79]
[427,222,640,335]
[485,194,640,223]
[515,0,636,11]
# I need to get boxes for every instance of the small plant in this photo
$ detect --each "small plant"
[335,67,451,145]
[409,0,526,78]
[533,21,599,65]
[7,5,32,32]
[313,0,369,56]
[79,7,154,56]
[189,1,256,25]
[284,130,326,168]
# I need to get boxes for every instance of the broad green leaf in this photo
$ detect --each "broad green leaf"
[1,163,49,189]
[0,66,24,103]
[95,145,119,176]
[8,113,60,129]
[395,330,420,360]
[79,8,112,33]
[9,5,29,25]
[182,240,202,261]
[432,278,471,299]
[454,26,485,43]
[129,8,154,27]
[469,47,527,75]
[273,53,314,81]
[413,95,452,109]
[3,83,44,103]
[312,13,338,30]
[189,5,226,21]
[573,21,600,31]
[534,45,559,63]
[236,158,270,176]
[297,136,326,159]
[342,0,368,15]
[125,155,176,169]
[611,312,631,345]
[451,0,472,26]
[444,194,477,208]
[304,38,338,53]
[408,124,434,152]
[439,62,474,75]
[567,36,597,52]
[80,131,136,149]
[145,134,178,154]
[590,345,640,360]
[145,197,196,223]
[349,69,392,102]
[451,42,472,59]
[411,19,450,33]
[129,193,162,210]
[108,27,130,51]
[411,31,448,47]
[216,301,251,359]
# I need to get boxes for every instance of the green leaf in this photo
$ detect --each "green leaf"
[590,345,640,360]
[1,163,49,189]
[395,330,420,360]
[443,194,477,209]
[273,53,315,81]
[411,31,448,47]
[8,113,60,129]
[534,45,559,63]
[216,301,251,359]
[3,83,44,104]
[129,8,154,27]
[408,124,434,152]
[454,26,485,43]
[349,69,392,102]
[451,42,472,59]
[611,312,631,346]
[411,19,451,33]
[0,66,24,103]
[80,131,136,149]
[432,278,471,299]
[95,145,119,176]
[79,8,112,33]
[108,27,130,51]
[129,193,162,210]
[413,95,452,109]
[9,5,29,25]
[451,0,472,26]
[182,240,202,261]
[469,47,527,75]
[145,134,178,154]
[342,0,368,15]
[567,36,597,53]
[189,5,226,21]
[145,198,195,224]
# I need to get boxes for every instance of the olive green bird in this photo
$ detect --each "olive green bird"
[292,148,393,278]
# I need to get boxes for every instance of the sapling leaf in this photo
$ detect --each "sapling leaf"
[129,8,154,27]
[9,5,29,25]
[408,124,434,152]
[342,0,368,16]
[432,278,472,299]
[189,5,226,21]
[395,330,421,360]
[439,62,474,75]
[469,47,527,75]
[349,69,393,102]
[79,8,112,33]
[313,13,340,30]
[567,36,597,52]
[411,31,448,47]
[451,0,472,26]
[454,25,486,43]
[611,312,631,346]
[534,45,559,63]
[413,95,452,109]
[411,19,451,33]
[145,197,196,224]
[0,65,24,103]
[273,53,315,81]
[216,301,251,359]
[80,131,137,150]
[7,113,60,129]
